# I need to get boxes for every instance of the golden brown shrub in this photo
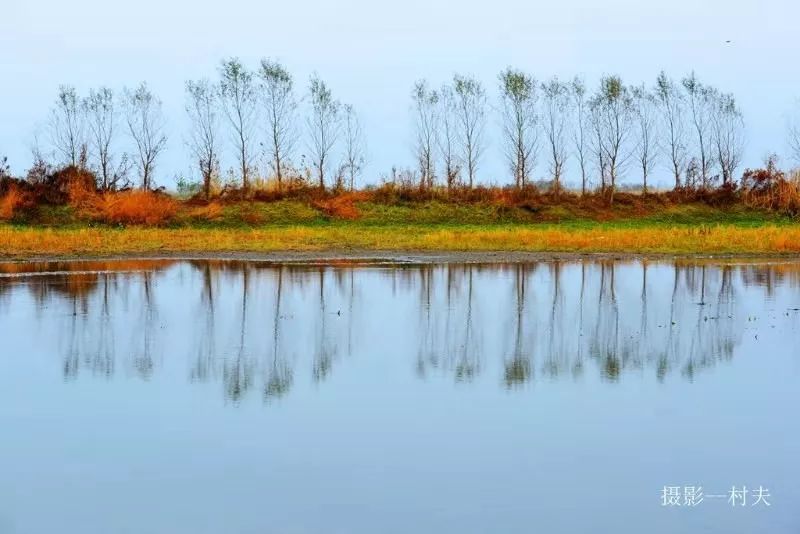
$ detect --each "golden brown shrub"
[0,185,33,221]
[0,188,22,221]
[82,191,178,225]
[187,201,224,222]
[312,194,361,220]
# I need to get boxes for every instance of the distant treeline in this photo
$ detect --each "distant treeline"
[3,58,800,201]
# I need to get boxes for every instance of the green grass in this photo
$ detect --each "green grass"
[212,201,791,228]
[2,199,797,259]
[21,199,794,230]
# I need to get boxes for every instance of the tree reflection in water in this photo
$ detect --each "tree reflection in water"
[1,258,798,403]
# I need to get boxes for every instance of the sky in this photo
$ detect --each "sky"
[1,0,799,189]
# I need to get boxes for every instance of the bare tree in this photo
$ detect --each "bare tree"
[682,72,715,189]
[437,84,460,189]
[711,92,745,186]
[411,80,439,188]
[541,77,570,194]
[453,74,486,188]
[258,59,297,189]
[589,104,608,193]
[219,58,258,191]
[654,72,687,189]
[123,82,167,190]
[342,104,366,191]
[788,101,800,165]
[499,67,538,189]
[590,75,634,203]
[631,84,659,193]
[306,74,340,189]
[185,79,220,199]
[50,85,86,168]
[27,135,53,185]
[571,77,589,195]
[84,87,125,190]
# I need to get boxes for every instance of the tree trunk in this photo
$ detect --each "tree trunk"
[643,167,648,195]
[204,166,211,200]
[609,165,616,205]
[275,150,283,191]
[241,143,249,192]
[581,166,586,196]
[673,162,680,190]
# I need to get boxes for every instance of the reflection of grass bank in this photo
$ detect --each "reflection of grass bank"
[2,222,800,258]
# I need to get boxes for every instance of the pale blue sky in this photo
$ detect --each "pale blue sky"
[1,0,798,188]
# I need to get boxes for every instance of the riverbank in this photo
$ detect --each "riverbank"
[2,222,800,260]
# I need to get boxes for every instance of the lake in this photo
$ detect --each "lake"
[0,258,797,533]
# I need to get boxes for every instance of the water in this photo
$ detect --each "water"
[0,258,798,534]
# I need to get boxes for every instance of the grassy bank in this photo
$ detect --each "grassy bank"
[2,221,800,258]
[1,197,799,258]
[23,197,795,228]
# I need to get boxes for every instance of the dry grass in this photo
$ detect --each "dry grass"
[311,194,362,220]
[185,201,224,222]
[1,224,800,258]
[742,180,800,215]
[78,190,179,226]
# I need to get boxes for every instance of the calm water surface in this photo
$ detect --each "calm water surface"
[0,259,798,533]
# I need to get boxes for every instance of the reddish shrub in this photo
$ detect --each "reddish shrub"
[741,158,800,214]
[0,185,34,221]
[82,191,178,225]
[67,177,98,208]
[27,165,98,204]
[312,195,361,220]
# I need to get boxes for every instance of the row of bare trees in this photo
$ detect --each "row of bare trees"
[188,58,366,198]
[412,76,488,190]
[34,66,800,198]
[412,70,747,199]
[45,59,366,197]
[48,83,167,190]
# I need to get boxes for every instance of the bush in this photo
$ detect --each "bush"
[312,194,361,220]
[740,158,800,215]
[30,165,97,205]
[0,185,34,221]
[82,190,178,225]
[67,176,97,208]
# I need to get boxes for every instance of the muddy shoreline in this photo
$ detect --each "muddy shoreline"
[3,249,800,265]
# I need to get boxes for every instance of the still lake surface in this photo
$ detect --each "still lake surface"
[0,258,798,533]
